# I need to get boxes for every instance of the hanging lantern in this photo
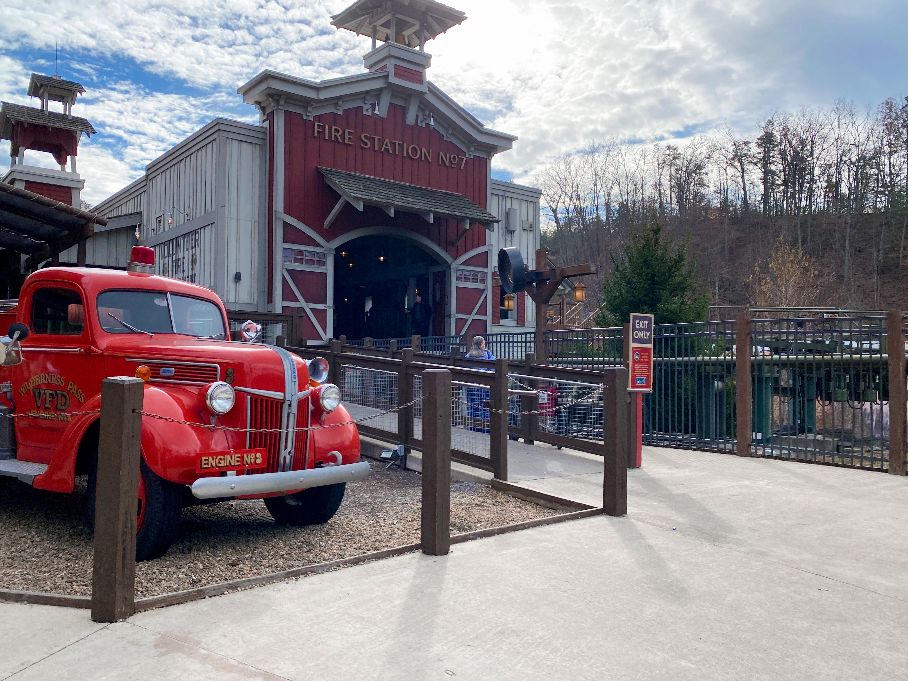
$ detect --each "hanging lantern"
[573,281,587,303]
[503,293,515,312]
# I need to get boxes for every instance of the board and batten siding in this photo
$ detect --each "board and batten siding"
[156,224,216,289]
[223,136,263,307]
[146,139,218,240]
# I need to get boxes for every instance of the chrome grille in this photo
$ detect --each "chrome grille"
[246,394,310,472]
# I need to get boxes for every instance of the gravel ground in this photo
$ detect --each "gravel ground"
[0,461,555,598]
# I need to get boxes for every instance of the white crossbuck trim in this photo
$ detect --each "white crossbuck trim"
[278,211,329,248]
[457,289,488,336]
[282,269,327,340]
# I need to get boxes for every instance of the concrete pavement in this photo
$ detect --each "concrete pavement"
[2,446,907,680]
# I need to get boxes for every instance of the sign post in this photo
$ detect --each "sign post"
[628,313,655,392]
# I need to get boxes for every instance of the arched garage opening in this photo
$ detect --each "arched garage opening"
[333,233,449,340]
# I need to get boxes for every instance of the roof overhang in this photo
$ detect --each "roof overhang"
[319,167,499,230]
[0,182,106,269]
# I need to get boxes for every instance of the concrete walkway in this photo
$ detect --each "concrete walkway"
[2,447,907,680]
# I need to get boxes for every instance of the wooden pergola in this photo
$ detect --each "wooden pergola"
[0,182,105,297]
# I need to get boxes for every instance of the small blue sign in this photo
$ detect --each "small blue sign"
[635,376,646,385]
[160,367,175,377]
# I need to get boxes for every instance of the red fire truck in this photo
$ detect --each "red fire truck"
[0,247,366,560]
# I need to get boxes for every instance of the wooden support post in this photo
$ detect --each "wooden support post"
[338,335,347,346]
[520,353,538,445]
[534,249,548,363]
[389,339,399,353]
[887,311,907,475]
[603,367,628,516]
[421,369,451,556]
[622,324,641,468]
[275,335,286,347]
[364,337,373,349]
[91,377,144,623]
[412,334,421,352]
[735,313,753,457]
[490,358,510,481]
[398,348,414,458]
[77,239,87,267]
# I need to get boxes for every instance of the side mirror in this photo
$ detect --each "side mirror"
[1,322,29,366]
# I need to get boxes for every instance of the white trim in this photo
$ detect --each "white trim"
[453,244,490,266]
[326,226,454,264]
[282,270,327,340]
[457,290,488,336]
[277,211,329,247]
[283,302,329,310]
[272,110,285,313]
[284,263,328,273]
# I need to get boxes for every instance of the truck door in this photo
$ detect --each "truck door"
[13,283,98,463]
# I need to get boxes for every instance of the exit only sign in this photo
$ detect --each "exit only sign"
[628,313,654,392]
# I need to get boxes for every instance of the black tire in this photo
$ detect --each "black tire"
[264,483,346,526]
[86,457,182,561]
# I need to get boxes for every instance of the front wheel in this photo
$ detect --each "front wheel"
[264,483,346,526]
[86,457,183,561]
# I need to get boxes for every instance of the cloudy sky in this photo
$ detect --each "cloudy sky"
[1,0,906,205]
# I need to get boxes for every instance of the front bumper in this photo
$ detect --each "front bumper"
[190,461,370,500]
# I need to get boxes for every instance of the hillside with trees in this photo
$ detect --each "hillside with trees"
[537,96,908,318]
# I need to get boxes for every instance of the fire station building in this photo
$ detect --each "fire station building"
[88,0,541,344]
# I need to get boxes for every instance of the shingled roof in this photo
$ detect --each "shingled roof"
[28,74,86,97]
[0,102,96,140]
[319,167,499,226]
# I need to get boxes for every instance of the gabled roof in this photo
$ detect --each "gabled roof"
[238,69,515,156]
[319,167,499,226]
[28,74,86,98]
[0,102,96,139]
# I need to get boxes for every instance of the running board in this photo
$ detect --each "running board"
[0,459,48,484]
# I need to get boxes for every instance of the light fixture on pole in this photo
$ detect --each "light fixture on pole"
[503,293,515,312]
[573,281,587,303]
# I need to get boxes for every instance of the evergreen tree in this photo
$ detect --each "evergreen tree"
[597,219,709,325]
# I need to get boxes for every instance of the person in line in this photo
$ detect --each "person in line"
[410,292,432,337]
[464,335,495,430]
[464,335,495,360]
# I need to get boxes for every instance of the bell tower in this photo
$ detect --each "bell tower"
[331,0,466,92]
[0,73,96,207]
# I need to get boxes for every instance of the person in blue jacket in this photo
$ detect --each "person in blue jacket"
[464,336,495,430]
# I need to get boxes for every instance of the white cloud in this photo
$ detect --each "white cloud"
[1,0,905,200]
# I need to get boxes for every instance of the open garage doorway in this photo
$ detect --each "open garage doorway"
[333,234,449,340]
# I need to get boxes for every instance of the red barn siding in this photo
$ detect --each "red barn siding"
[281,104,489,261]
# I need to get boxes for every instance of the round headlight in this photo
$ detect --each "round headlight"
[319,384,342,412]
[205,381,235,415]
[307,357,330,384]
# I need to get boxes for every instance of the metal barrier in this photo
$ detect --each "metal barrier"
[349,313,908,474]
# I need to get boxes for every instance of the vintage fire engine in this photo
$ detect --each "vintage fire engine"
[0,246,367,560]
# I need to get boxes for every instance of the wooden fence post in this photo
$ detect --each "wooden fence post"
[603,367,628,516]
[421,369,452,556]
[490,358,509,481]
[622,324,641,469]
[412,334,421,352]
[735,313,753,457]
[887,311,907,475]
[91,377,144,623]
[520,353,538,445]
[398,348,414,461]
[364,337,373,349]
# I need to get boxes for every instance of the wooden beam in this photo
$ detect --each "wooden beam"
[0,228,43,253]
[323,197,347,229]
[0,211,70,241]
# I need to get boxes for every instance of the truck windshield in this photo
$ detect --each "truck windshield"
[97,290,227,340]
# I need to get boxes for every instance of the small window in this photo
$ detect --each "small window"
[31,288,85,335]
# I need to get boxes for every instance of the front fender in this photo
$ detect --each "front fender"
[309,404,361,466]
[32,384,230,492]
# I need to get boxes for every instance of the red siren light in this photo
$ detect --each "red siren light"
[127,246,156,273]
